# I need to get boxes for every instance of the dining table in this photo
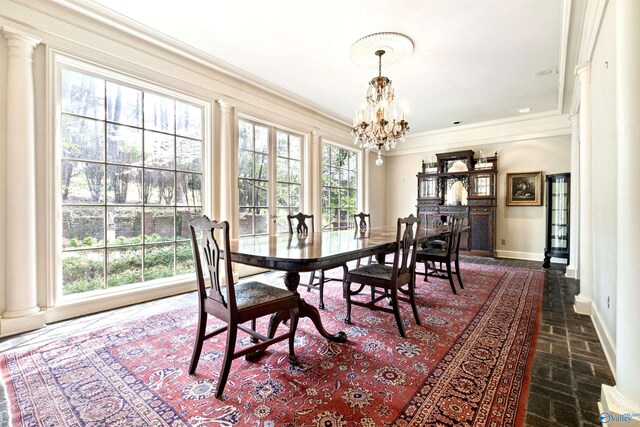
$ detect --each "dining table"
[229,224,450,344]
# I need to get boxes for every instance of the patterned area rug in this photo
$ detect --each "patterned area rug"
[0,264,543,426]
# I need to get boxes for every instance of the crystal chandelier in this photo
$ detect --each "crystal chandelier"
[352,49,410,166]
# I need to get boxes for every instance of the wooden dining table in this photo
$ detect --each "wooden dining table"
[229,225,449,343]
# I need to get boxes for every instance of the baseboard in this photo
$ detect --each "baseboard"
[494,250,542,262]
[565,265,578,278]
[591,303,617,379]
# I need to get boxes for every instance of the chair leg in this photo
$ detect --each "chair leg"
[408,278,421,326]
[250,318,258,343]
[308,270,316,292]
[215,324,237,399]
[343,280,352,324]
[455,259,464,289]
[446,262,457,295]
[391,292,406,338]
[423,262,429,282]
[318,270,325,309]
[287,307,299,365]
[188,311,207,375]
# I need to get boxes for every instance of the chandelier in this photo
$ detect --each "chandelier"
[351,33,412,166]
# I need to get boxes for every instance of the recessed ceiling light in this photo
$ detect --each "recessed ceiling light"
[452,121,461,125]
[518,107,531,113]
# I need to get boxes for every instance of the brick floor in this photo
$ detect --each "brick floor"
[0,257,613,427]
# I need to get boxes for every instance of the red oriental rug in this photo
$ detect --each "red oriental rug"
[0,264,543,426]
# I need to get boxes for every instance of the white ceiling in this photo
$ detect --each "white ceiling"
[85,0,568,135]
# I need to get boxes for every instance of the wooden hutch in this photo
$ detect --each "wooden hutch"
[416,150,497,256]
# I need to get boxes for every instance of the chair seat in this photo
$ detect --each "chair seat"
[428,239,448,249]
[225,281,295,310]
[417,248,447,257]
[347,263,393,280]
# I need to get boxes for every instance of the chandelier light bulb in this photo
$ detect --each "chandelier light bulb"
[375,154,384,166]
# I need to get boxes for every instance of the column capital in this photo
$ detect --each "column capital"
[569,114,580,125]
[216,99,234,117]
[2,25,42,48]
[576,63,591,83]
[310,130,321,144]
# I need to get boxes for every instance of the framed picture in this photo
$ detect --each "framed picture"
[506,172,543,206]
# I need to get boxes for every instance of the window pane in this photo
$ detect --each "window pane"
[176,137,201,172]
[144,170,174,205]
[61,69,105,120]
[239,207,254,236]
[238,179,254,207]
[276,183,289,207]
[290,160,300,183]
[176,172,201,206]
[144,207,175,242]
[62,249,105,295]
[322,145,330,165]
[254,208,268,235]
[107,246,142,288]
[63,206,105,249]
[276,208,290,233]
[107,124,142,165]
[144,243,175,280]
[238,150,254,179]
[254,126,269,153]
[291,184,300,207]
[239,121,254,150]
[276,158,288,182]
[176,208,200,241]
[107,165,142,204]
[277,132,288,157]
[290,136,301,160]
[176,241,195,275]
[144,92,175,133]
[321,144,358,229]
[255,154,268,180]
[107,207,142,246]
[176,101,202,139]
[62,115,105,162]
[255,181,268,207]
[62,160,104,204]
[144,131,175,169]
[106,82,142,127]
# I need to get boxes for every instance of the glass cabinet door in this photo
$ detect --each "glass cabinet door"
[544,173,570,266]
[419,176,437,198]
[470,172,493,198]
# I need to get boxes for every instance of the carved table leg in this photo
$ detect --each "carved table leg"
[267,271,347,343]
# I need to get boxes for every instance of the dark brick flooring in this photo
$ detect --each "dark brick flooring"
[0,257,613,427]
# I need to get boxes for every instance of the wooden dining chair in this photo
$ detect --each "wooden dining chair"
[287,212,346,309]
[415,214,465,294]
[189,215,299,398]
[343,214,422,338]
[353,212,372,267]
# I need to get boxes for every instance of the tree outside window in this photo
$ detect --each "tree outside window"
[322,145,358,230]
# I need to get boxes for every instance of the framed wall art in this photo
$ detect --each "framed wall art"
[506,171,543,206]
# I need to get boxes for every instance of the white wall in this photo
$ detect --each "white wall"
[366,151,387,227]
[590,1,617,359]
[385,135,571,260]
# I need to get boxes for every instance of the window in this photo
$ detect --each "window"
[322,144,358,229]
[59,67,203,297]
[238,119,302,236]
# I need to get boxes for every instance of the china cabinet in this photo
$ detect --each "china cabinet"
[416,150,497,256]
[543,173,570,267]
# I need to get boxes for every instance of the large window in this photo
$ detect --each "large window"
[322,144,358,229]
[238,119,302,236]
[59,67,203,297]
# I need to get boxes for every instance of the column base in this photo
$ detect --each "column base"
[574,294,592,315]
[599,385,640,426]
[565,265,578,279]
[0,311,46,337]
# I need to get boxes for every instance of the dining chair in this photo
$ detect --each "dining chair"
[415,214,465,294]
[343,214,422,338]
[189,215,299,398]
[353,212,372,267]
[287,212,346,309]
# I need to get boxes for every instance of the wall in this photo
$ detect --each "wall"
[385,135,571,260]
[589,1,617,363]
[366,151,387,226]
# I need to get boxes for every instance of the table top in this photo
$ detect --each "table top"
[229,225,449,272]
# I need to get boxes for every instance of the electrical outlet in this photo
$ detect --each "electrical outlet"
[501,239,506,245]
[607,296,610,308]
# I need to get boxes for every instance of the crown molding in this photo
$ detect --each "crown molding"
[388,111,571,156]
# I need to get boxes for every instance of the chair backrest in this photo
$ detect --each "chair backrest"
[190,215,236,312]
[392,214,421,287]
[353,212,371,233]
[287,212,314,235]
[447,215,465,260]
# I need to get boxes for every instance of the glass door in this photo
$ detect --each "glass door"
[543,173,570,266]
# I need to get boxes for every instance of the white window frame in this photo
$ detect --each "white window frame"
[47,49,212,310]
[320,141,362,230]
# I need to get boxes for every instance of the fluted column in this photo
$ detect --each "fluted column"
[600,0,640,422]
[309,130,322,222]
[565,115,580,278]
[216,100,237,236]
[574,64,593,315]
[0,26,45,336]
